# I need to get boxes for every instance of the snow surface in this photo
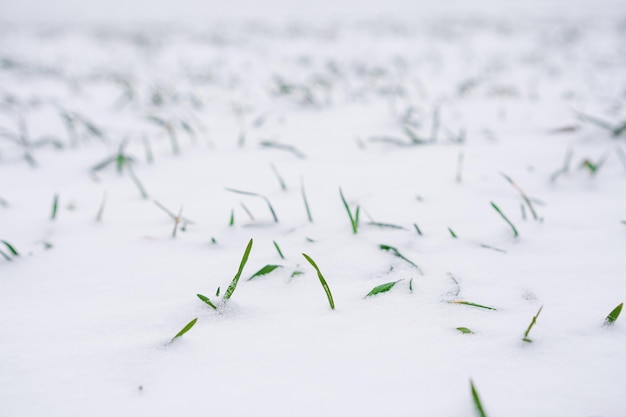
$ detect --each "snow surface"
[1,9,626,417]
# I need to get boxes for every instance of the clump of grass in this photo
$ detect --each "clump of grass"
[225,188,278,223]
[302,253,335,310]
[522,306,543,343]
[450,300,497,311]
[605,302,623,326]
[470,379,489,417]
[171,318,198,342]
[273,240,285,259]
[365,280,402,297]
[339,188,360,234]
[51,194,59,220]
[248,264,282,281]
[490,201,519,237]
[379,244,423,274]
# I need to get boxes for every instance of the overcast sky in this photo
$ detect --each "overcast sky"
[1,0,624,23]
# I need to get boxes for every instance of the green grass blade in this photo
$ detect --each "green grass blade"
[605,302,623,325]
[491,202,519,237]
[470,379,488,417]
[302,253,335,310]
[229,209,235,226]
[339,188,358,234]
[522,306,543,342]
[366,280,402,297]
[248,264,282,281]
[301,178,313,223]
[222,238,253,302]
[451,300,497,311]
[273,240,285,259]
[456,327,474,334]
[1,240,19,256]
[51,194,59,220]
[196,294,217,310]
[270,163,287,191]
[171,318,198,342]
[379,244,422,274]
[448,227,457,238]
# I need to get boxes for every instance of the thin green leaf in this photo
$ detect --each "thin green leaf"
[456,327,474,334]
[302,253,335,310]
[450,300,497,311]
[51,194,58,220]
[301,178,313,223]
[470,379,488,417]
[290,270,304,278]
[222,238,253,302]
[273,240,285,259]
[339,188,358,234]
[248,264,282,281]
[491,201,519,237]
[522,306,543,343]
[448,227,457,238]
[1,240,19,256]
[605,302,623,325]
[196,294,217,310]
[379,244,423,274]
[171,318,198,342]
[365,280,402,297]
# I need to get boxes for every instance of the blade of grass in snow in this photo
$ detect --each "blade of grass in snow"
[1,240,19,256]
[366,221,406,230]
[301,177,313,223]
[379,244,423,274]
[470,379,488,417]
[171,318,197,342]
[270,163,287,191]
[240,202,254,221]
[196,294,217,310]
[302,253,335,310]
[215,287,220,297]
[339,188,359,234]
[605,302,623,325]
[229,209,235,227]
[125,163,149,199]
[248,264,282,281]
[225,188,278,223]
[413,223,422,236]
[457,327,474,334]
[522,306,543,343]
[51,194,58,220]
[550,149,573,183]
[96,191,107,222]
[0,249,10,261]
[154,201,195,224]
[259,140,306,159]
[490,201,519,237]
[222,238,253,303]
[172,206,183,238]
[448,227,458,238]
[500,172,538,221]
[450,300,497,311]
[409,278,413,293]
[365,280,402,297]
[273,240,285,259]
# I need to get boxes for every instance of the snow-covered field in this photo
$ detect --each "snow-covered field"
[1,10,626,417]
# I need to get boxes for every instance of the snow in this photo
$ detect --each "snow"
[1,7,626,417]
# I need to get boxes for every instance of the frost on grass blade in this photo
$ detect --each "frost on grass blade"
[470,379,489,417]
[248,265,282,281]
[222,238,253,303]
[365,280,402,297]
[171,318,198,342]
[522,306,543,343]
[196,294,217,310]
[302,253,335,310]
[605,302,623,326]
